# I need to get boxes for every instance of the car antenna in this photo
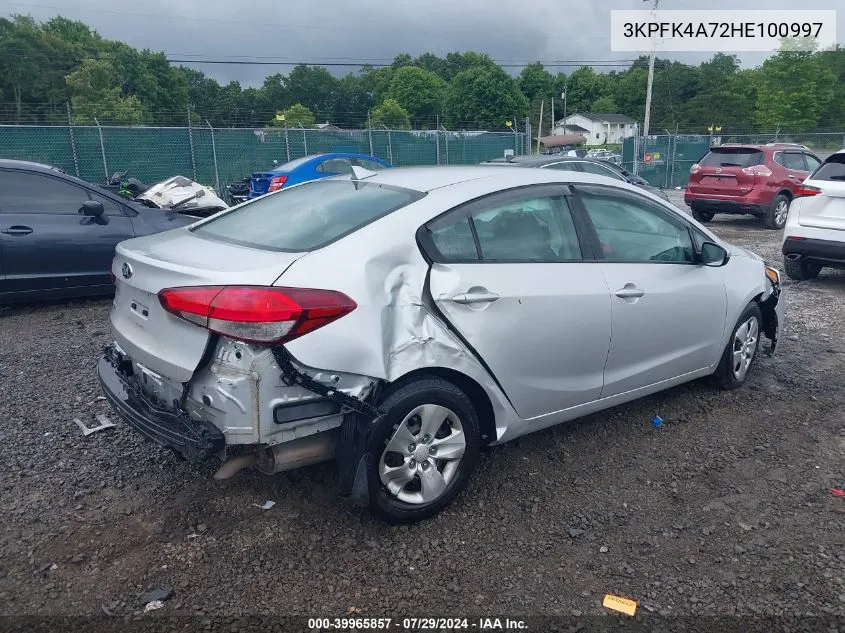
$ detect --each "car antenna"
[350,165,377,189]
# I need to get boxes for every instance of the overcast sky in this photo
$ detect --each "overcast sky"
[4,0,844,86]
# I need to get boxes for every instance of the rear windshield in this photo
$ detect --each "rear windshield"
[192,180,424,251]
[263,156,312,173]
[699,148,764,168]
[810,154,845,181]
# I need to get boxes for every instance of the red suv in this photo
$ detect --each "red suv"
[685,144,823,230]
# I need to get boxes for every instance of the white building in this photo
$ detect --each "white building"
[551,113,637,146]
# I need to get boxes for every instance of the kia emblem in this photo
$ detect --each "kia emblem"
[121,262,133,279]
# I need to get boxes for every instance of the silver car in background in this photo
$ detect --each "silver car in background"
[99,166,784,522]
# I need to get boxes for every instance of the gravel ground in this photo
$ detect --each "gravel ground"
[1,192,844,625]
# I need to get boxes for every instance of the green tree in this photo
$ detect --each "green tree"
[564,66,612,114]
[387,66,445,128]
[754,52,835,130]
[65,58,148,124]
[282,102,315,128]
[518,62,554,102]
[591,96,618,112]
[370,98,411,130]
[445,65,528,129]
[286,65,338,118]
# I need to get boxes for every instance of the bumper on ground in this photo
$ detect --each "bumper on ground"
[98,346,225,459]
[783,236,845,268]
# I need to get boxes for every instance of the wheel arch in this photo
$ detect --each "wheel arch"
[385,367,497,445]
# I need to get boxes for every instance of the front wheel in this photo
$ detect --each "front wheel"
[367,377,480,523]
[713,303,763,390]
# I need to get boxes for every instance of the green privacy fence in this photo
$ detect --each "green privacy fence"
[622,132,845,189]
[0,124,528,193]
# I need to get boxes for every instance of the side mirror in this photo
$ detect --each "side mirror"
[79,200,104,217]
[700,241,729,267]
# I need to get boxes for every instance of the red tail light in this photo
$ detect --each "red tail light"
[157,286,356,344]
[267,175,288,192]
[741,165,773,177]
[795,184,821,197]
[690,164,701,174]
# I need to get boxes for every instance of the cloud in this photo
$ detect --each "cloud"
[14,0,845,86]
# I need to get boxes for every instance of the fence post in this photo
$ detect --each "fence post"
[632,130,640,176]
[284,126,291,162]
[525,116,531,154]
[187,107,197,181]
[206,120,220,193]
[435,117,441,166]
[670,134,677,188]
[301,126,308,155]
[368,126,374,156]
[442,126,449,165]
[66,102,80,177]
[94,117,108,182]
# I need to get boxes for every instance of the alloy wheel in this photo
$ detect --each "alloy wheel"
[731,316,759,381]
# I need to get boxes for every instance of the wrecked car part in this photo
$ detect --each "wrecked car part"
[73,414,116,436]
[255,431,338,475]
[212,453,258,480]
[98,346,224,459]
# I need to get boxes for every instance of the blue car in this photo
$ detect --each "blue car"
[248,153,393,199]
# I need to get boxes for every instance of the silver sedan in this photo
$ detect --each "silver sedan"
[98,166,785,523]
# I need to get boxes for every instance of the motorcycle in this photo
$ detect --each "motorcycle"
[101,171,150,199]
[226,177,250,206]
[134,175,229,219]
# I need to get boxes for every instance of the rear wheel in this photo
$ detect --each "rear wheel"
[692,208,715,223]
[784,256,822,281]
[367,377,480,523]
[764,194,790,230]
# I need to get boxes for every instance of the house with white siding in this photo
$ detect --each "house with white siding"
[551,113,637,146]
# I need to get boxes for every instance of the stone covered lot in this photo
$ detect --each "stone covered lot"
[1,192,844,621]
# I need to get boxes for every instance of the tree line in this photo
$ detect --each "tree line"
[1,15,844,133]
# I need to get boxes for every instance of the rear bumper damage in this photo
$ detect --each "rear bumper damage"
[98,345,225,459]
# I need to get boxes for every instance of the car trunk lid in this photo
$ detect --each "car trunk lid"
[250,171,287,195]
[688,148,763,196]
[110,228,304,382]
[797,180,845,231]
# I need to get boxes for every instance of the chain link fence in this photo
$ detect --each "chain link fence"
[0,123,528,195]
[623,132,845,189]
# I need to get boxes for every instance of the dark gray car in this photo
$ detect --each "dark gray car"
[0,160,193,304]
[480,155,670,202]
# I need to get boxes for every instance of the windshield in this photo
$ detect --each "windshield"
[699,148,763,168]
[193,179,424,251]
[810,154,845,181]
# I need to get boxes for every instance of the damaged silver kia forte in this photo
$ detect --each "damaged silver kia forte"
[99,165,785,522]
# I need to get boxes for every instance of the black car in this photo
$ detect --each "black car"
[480,155,670,202]
[0,160,193,304]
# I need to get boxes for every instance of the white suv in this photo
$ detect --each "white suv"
[782,150,845,280]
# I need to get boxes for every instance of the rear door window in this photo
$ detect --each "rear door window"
[316,158,354,175]
[355,158,389,171]
[782,152,807,171]
[576,161,625,181]
[192,180,424,251]
[699,149,763,168]
[810,154,845,181]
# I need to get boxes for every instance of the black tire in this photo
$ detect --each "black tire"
[713,302,763,390]
[784,256,821,281]
[692,209,715,223]
[366,377,480,523]
[764,193,790,230]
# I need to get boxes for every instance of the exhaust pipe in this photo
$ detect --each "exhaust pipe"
[213,453,258,480]
[256,432,337,475]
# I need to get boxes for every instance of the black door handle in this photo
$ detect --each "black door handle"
[0,225,33,236]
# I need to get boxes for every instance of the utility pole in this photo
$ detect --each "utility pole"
[536,100,544,153]
[551,97,555,133]
[562,89,567,135]
[642,0,659,138]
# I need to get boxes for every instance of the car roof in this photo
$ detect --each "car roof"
[481,155,584,167]
[340,165,631,193]
[0,159,66,173]
[302,152,390,162]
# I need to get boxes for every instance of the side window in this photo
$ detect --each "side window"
[0,170,88,215]
[577,161,625,181]
[783,152,806,171]
[355,158,388,171]
[804,154,822,172]
[773,152,785,166]
[577,188,694,263]
[316,158,354,175]
[87,190,123,216]
[544,162,580,172]
[426,191,583,262]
